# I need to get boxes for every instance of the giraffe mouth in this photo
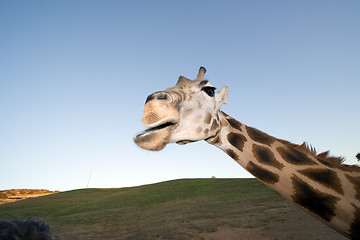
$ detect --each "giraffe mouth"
[143,122,175,133]
[134,121,177,151]
[135,120,176,137]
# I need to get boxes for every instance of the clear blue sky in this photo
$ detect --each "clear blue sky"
[1,1,359,191]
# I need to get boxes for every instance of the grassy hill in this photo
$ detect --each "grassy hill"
[0,178,346,240]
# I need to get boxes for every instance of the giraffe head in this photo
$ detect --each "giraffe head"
[134,67,229,151]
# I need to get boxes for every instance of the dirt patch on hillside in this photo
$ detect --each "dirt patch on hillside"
[0,189,59,205]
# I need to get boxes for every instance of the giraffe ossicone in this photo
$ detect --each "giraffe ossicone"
[134,67,360,239]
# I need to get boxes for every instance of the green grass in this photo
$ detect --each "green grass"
[0,179,290,239]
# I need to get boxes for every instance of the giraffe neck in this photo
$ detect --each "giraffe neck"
[206,111,360,239]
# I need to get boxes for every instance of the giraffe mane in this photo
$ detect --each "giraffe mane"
[278,140,360,172]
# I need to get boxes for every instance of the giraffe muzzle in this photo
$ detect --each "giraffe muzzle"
[134,91,180,151]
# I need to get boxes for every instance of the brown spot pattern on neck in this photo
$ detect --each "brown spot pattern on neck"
[226,149,239,160]
[277,146,317,165]
[227,132,247,152]
[298,168,344,195]
[291,175,339,222]
[227,117,243,132]
[246,162,279,184]
[246,126,275,146]
[350,205,360,239]
[252,144,284,170]
[345,175,360,201]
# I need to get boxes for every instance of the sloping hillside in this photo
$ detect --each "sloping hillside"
[0,179,346,240]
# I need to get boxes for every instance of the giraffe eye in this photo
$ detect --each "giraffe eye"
[202,86,216,97]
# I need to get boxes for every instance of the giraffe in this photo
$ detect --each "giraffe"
[134,67,360,239]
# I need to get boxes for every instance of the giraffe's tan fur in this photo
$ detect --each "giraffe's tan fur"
[134,67,360,239]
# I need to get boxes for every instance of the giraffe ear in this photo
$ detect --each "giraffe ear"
[215,86,228,109]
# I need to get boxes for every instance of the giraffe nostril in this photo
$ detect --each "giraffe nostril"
[156,94,168,100]
[145,92,170,104]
